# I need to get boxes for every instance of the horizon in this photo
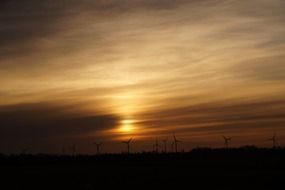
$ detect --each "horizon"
[1,0,285,154]
[0,133,281,155]
[1,143,283,156]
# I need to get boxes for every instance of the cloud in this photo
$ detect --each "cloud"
[0,1,70,60]
[1,0,285,152]
[231,55,285,81]
[0,102,119,142]
[135,98,285,137]
[0,0,189,59]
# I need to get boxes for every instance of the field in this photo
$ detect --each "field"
[1,147,285,189]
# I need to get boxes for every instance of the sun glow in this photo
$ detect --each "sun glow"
[118,119,135,133]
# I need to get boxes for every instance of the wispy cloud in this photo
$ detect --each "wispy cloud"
[0,102,120,152]
[1,0,285,152]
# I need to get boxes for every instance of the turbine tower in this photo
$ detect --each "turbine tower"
[71,144,76,156]
[171,141,175,152]
[222,136,232,148]
[153,138,160,153]
[173,134,181,153]
[162,138,168,153]
[93,142,103,155]
[121,138,133,154]
[21,148,28,155]
[268,133,277,148]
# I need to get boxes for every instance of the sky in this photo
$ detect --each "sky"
[1,0,285,154]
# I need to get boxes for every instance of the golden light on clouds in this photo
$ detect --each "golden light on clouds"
[118,120,136,134]
[1,0,285,153]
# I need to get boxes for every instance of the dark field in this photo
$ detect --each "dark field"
[1,147,285,189]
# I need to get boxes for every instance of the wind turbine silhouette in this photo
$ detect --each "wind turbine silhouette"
[121,138,133,154]
[93,142,103,155]
[71,144,76,156]
[268,133,277,148]
[21,148,28,155]
[153,138,160,153]
[171,141,175,152]
[173,134,181,153]
[162,138,168,153]
[222,136,232,148]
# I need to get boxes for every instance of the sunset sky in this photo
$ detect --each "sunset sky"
[1,0,285,154]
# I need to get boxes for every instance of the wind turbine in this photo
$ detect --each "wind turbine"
[173,134,181,153]
[93,142,103,155]
[171,141,175,152]
[121,138,133,154]
[21,148,28,155]
[268,133,277,148]
[222,136,232,148]
[162,138,168,153]
[153,138,160,153]
[71,144,76,156]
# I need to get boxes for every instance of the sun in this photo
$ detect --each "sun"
[118,119,135,133]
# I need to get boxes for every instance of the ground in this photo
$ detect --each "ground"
[1,147,285,189]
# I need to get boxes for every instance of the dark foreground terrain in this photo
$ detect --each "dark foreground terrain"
[1,147,285,189]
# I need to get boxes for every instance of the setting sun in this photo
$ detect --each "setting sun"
[118,120,135,133]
